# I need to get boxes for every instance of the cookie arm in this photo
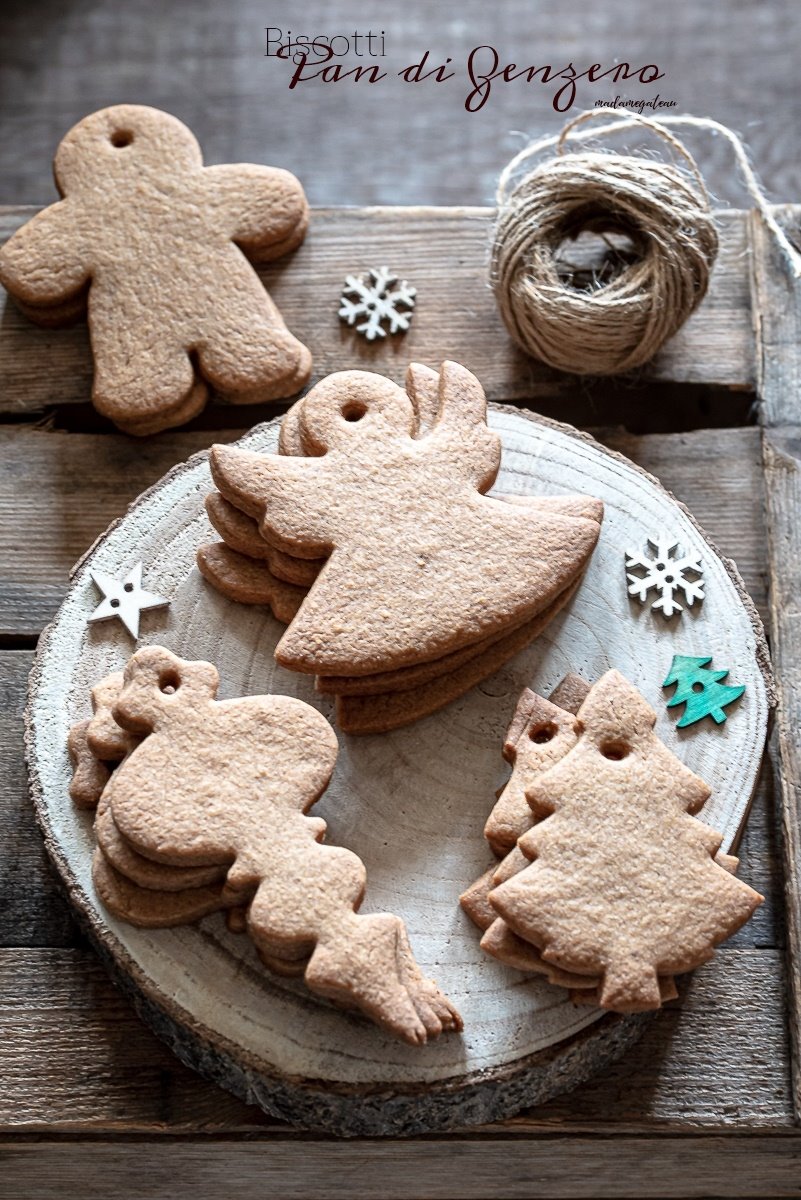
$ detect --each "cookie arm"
[201,164,309,262]
[0,202,89,308]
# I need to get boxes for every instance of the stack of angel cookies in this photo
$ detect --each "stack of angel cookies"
[197,360,605,732]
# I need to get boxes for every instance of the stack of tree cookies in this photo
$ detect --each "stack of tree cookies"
[197,360,605,733]
[460,669,763,1012]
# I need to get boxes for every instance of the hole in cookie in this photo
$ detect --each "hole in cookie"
[123,582,134,593]
[110,129,133,148]
[109,598,120,609]
[158,668,181,694]
[691,681,704,694]
[529,721,557,744]
[342,401,367,422]
[600,739,630,761]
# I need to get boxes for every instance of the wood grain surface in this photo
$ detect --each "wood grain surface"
[750,206,801,1124]
[1,0,799,209]
[1,194,799,1193]
[0,207,755,425]
[24,406,770,1135]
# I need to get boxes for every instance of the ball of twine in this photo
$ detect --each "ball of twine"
[492,114,720,376]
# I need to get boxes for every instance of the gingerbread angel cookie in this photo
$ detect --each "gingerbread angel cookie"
[0,105,311,434]
[210,361,603,678]
[93,646,460,1044]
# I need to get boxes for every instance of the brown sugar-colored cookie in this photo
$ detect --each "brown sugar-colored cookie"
[103,646,461,1044]
[205,492,323,587]
[489,670,763,1012]
[0,104,311,434]
[317,607,551,698]
[483,688,583,857]
[547,672,593,716]
[480,917,600,988]
[68,720,111,808]
[85,671,141,763]
[570,976,680,1007]
[334,578,579,735]
[196,542,306,620]
[69,672,144,807]
[94,792,228,893]
[209,362,603,678]
[92,850,237,928]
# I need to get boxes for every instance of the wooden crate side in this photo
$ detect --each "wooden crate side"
[750,207,801,1123]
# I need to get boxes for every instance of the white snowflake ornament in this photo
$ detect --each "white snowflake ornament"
[339,266,416,340]
[88,562,169,639]
[625,535,704,618]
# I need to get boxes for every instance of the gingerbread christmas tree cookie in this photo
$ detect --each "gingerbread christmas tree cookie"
[0,105,311,434]
[489,670,763,1011]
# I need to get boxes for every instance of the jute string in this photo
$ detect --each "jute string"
[492,109,801,376]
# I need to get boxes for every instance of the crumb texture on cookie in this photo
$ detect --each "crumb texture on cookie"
[488,670,763,1012]
[70,645,461,1045]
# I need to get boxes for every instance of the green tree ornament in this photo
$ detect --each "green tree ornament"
[663,654,745,727]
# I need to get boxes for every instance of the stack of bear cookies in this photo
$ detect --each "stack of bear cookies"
[197,360,605,733]
[68,644,462,1046]
[460,669,763,1012]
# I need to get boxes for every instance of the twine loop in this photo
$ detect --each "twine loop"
[492,109,801,377]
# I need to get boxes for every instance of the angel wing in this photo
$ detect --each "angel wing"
[210,444,335,556]
[421,361,501,493]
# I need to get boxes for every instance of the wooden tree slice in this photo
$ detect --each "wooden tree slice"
[26,406,771,1136]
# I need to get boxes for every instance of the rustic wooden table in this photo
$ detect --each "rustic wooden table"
[1,204,800,1198]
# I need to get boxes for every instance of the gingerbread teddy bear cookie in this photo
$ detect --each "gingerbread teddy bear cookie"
[0,105,311,434]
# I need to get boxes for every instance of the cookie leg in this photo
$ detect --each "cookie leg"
[196,314,311,405]
[92,340,207,435]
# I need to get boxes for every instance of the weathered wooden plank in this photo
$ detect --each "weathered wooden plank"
[0,652,77,947]
[750,207,801,1122]
[0,207,754,423]
[2,1135,801,1200]
[0,425,768,639]
[1,0,798,211]
[0,948,791,1135]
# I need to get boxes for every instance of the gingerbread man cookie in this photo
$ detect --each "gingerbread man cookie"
[0,105,311,434]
